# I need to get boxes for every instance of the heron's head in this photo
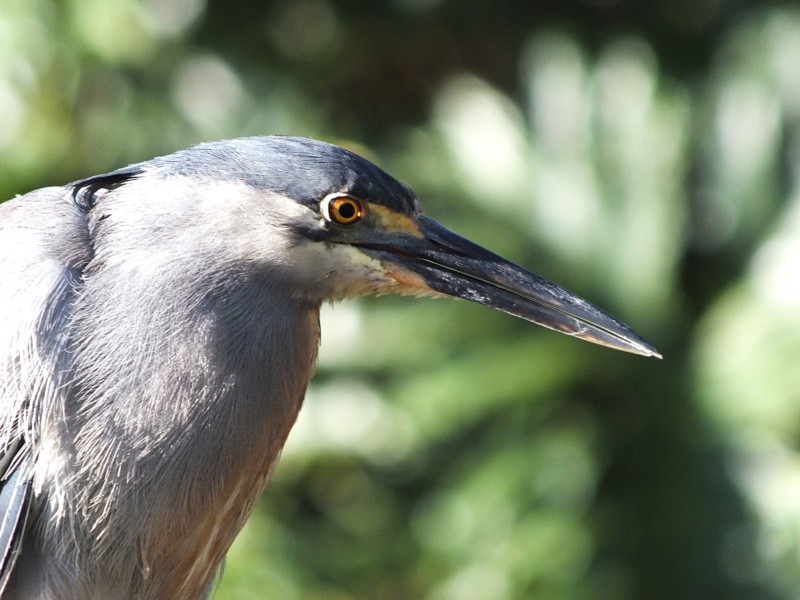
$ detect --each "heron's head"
[75,136,659,357]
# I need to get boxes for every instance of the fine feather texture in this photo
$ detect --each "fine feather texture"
[0,179,323,599]
[64,179,320,597]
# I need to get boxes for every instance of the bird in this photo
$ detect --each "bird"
[0,136,659,599]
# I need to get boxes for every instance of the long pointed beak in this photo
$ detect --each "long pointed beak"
[357,216,660,358]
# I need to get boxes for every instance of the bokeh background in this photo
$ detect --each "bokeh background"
[2,0,800,598]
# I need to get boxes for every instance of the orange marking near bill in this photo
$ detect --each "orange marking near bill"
[385,266,434,292]
[367,204,424,238]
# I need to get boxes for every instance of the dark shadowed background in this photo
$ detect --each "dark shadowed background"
[2,0,800,598]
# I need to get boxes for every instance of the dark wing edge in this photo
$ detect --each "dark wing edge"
[0,438,33,596]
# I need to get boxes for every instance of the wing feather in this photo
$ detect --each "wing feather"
[0,439,33,595]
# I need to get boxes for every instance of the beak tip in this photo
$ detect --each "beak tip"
[643,348,663,360]
[628,340,662,359]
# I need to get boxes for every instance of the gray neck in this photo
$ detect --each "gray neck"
[32,244,320,599]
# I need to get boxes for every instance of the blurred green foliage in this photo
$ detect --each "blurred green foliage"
[2,0,800,598]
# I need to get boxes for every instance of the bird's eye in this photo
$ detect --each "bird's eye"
[321,194,365,226]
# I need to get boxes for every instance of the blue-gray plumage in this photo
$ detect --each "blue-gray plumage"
[0,136,659,599]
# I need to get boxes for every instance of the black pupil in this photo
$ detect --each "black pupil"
[337,201,356,220]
